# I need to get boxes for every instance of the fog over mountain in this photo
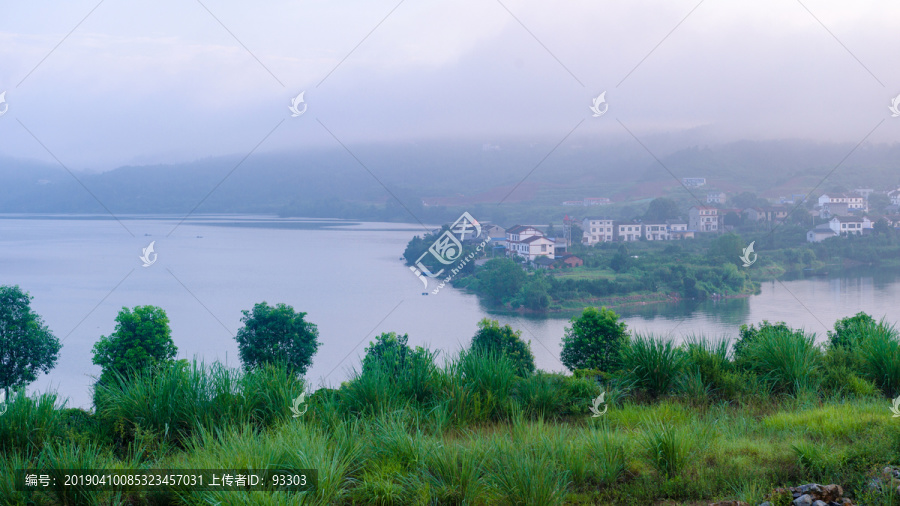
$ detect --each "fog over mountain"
[2,139,898,222]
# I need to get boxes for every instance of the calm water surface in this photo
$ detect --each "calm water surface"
[2,215,898,408]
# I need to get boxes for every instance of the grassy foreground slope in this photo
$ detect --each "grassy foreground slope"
[3,319,900,505]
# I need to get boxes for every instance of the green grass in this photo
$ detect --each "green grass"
[7,328,900,505]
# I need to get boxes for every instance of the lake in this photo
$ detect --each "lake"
[2,215,899,408]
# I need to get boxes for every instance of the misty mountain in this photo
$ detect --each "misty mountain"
[1,140,898,220]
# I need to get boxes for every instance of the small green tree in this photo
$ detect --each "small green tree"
[236,302,320,376]
[470,318,535,375]
[362,332,413,375]
[0,285,62,400]
[560,307,628,373]
[92,305,176,383]
[359,332,439,404]
[477,259,526,303]
[519,274,551,311]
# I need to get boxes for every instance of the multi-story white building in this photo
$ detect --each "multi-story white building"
[666,221,693,239]
[506,225,555,261]
[818,193,865,211]
[615,221,642,242]
[689,206,719,232]
[641,223,669,241]
[582,217,614,245]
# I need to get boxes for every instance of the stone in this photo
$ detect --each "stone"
[820,484,842,502]
[708,502,748,506]
[795,484,823,496]
[793,495,813,506]
[811,501,826,506]
[759,502,773,506]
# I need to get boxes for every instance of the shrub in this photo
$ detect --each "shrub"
[820,364,878,397]
[560,307,628,373]
[513,373,600,419]
[827,311,876,350]
[733,320,795,365]
[470,319,535,376]
[741,324,820,393]
[343,338,439,414]
[620,333,685,397]
[235,302,320,376]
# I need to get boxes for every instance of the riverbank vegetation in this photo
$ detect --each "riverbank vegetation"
[406,221,900,312]
[3,297,900,504]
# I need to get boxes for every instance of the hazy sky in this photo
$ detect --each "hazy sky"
[0,0,898,170]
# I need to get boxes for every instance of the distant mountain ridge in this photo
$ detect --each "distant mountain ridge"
[1,139,898,220]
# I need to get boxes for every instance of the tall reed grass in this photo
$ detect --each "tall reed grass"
[94,360,302,446]
[0,390,66,454]
[855,319,900,396]
[620,333,685,397]
[741,325,820,393]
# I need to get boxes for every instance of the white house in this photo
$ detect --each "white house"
[642,222,669,241]
[506,225,555,261]
[828,216,871,236]
[615,221,643,242]
[689,206,719,232]
[666,221,694,239]
[582,217,614,245]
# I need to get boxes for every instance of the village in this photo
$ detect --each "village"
[466,181,900,269]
